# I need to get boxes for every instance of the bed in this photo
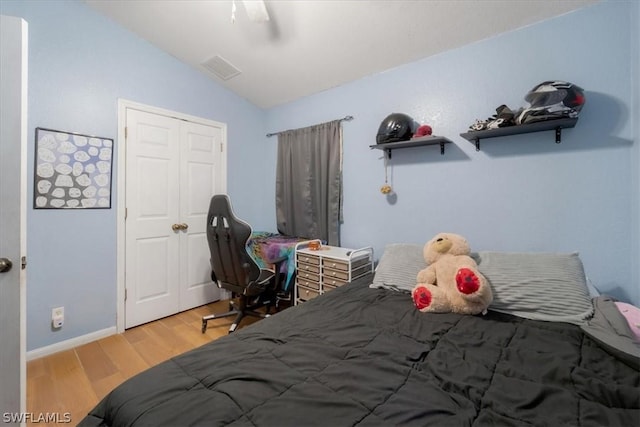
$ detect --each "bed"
[79,245,639,426]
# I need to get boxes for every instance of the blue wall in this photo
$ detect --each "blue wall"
[0,0,274,351]
[266,1,639,307]
[1,0,637,351]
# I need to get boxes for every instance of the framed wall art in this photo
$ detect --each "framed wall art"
[33,127,113,209]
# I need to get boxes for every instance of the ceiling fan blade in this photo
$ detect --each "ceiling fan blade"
[242,0,270,22]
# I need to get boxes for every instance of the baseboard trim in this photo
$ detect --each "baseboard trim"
[26,327,117,361]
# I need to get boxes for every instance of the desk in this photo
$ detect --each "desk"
[247,232,309,293]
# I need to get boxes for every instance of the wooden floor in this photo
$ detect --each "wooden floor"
[26,299,267,426]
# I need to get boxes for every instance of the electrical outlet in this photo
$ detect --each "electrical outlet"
[52,306,64,328]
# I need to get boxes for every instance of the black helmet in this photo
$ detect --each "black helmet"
[376,113,414,144]
[516,81,586,124]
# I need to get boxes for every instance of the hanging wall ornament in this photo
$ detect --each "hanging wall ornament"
[380,151,393,194]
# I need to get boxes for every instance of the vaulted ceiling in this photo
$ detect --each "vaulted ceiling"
[85,0,599,109]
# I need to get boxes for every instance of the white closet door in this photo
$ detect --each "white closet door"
[178,120,225,310]
[125,108,225,328]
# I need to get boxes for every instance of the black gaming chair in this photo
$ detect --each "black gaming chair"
[202,195,286,334]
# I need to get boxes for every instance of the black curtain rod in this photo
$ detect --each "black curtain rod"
[266,115,354,138]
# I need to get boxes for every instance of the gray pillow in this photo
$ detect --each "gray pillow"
[370,244,425,293]
[473,251,594,325]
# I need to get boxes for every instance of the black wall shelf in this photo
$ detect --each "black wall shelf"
[370,135,453,158]
[460,117,578,151]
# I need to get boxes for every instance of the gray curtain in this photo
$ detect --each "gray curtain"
[276,120,342,246]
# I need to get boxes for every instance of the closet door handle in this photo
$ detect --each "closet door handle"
[0,258,13,273]
[180,223,189,230]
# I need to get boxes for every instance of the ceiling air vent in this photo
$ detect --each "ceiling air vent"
[201,55,241,81]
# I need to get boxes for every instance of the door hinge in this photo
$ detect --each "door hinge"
[125,207,128,220]
[124,126,128,139]
[220,143,224,153]
[125,288,127,301]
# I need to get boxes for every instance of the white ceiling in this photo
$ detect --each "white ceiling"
[84,0,599,109]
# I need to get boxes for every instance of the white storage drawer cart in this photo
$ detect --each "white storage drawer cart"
[294,241,374,305]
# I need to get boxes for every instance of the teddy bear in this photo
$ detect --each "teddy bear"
[411,233,492,315]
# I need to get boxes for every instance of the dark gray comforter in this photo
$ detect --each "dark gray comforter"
[80,279,639,426]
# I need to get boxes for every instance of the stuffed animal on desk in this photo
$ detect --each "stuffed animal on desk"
[412,232,493,315]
